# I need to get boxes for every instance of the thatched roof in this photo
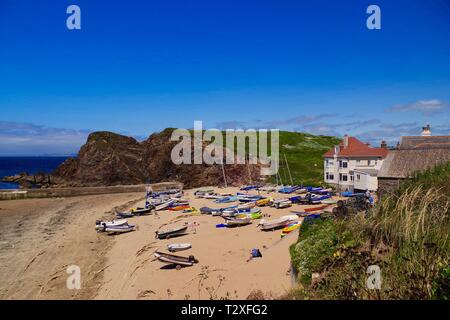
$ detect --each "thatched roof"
[378,148,450,178]
[399,136,450,149]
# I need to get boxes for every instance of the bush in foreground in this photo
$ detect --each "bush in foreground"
[288,162,450,300]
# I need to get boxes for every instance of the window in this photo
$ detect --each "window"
[356,174,361,181]
[368,160,372,166]
[326,173,334,180]
[339,174,348,181]
[350,175,354,181]
[339,160,348,168]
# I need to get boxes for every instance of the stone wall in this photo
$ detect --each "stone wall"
[0,182,183,201]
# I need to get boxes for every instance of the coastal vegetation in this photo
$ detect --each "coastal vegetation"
[288,162,450,299]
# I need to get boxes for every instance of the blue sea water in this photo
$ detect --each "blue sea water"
[0,157,68,189]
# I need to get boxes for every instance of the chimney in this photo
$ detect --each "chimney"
[334,145,340,156]
[343,135,349,148]
[380,140,387,149]
[421,124,431,136]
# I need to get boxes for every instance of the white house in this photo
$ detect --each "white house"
[323,135,389,192]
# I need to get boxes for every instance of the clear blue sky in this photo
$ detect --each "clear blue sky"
[0,0,449,155]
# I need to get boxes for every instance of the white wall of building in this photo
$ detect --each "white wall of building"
[324,156,384,191]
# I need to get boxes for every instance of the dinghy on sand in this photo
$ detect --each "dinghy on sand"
[104,224,136,234]
[95,219,128,231]
[155,226,188,239]
[167,243,192,252]
[224,217,252,227]
[258,215,298,231]
[154,251,198,269]
[116,206,153,217]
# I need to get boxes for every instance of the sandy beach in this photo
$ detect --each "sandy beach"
[0,187,335,300]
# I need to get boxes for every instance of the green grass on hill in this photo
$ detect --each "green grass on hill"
[287,162,450,300]
[276,132,340,186]
[191,129,340,186]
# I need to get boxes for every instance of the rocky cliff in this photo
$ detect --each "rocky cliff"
[52,129,261,188]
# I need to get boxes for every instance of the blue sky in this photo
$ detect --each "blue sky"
[0,0,449,155]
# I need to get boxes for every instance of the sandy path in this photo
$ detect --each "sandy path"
[0,192,144,300]
[96,187,333,300]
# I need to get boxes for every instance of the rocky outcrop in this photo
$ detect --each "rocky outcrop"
[52,129,261,188]
[53,131,146,186]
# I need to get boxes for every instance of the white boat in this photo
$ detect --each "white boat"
[155,199,175,211]
[95,219,128,231]
[167,243,192,252]
[273,199,292,209]
[259,215,298,231]
[104,224,136,234]
[224,217,252,227]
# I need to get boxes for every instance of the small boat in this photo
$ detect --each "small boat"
[115,206,152,217]
[104,224,136,234]
[154,251,198,268]
[155,199,175,211]
[182,207,200,214]
[194,189,214,197]
[203,193,221,199]
[236,210,262,220]
[224,217,252,227]
[281,221,302,237]
[240,185,262,191]
[155,226,188,239]
[259,215,298,231]
[95,219,128,231]
[200,206,222,215]
[256,197,272,207]
[237,193,264,203]
[278,185,303,194]
[273,199,292,209]
[258,185,277,192]
[168,205,191,211]
[215,195,238,203]
[238,202,256,209]
[167,243,192,252]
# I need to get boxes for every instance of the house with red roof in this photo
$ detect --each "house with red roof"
[323,135,389,191]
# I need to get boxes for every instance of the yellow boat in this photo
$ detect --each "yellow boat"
[256,197,272,207]
[182,207,200,214]
[281,221,301,237]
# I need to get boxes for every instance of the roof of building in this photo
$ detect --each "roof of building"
[323,136,389,158]
[399,136,450,150]
[378,148,450,178]
[350,169,379,176]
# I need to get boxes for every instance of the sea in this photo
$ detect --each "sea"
[0,157,68,189]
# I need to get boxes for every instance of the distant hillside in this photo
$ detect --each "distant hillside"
[276,131,340,186]
[52,129,339,188]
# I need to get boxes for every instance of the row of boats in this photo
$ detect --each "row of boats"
[95,185,336,269]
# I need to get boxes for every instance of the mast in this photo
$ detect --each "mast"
[221,160,228,188]
[284,153,294,186]
[247,154,253,185]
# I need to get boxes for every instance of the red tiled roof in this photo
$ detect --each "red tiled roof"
[323,136,389,158]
